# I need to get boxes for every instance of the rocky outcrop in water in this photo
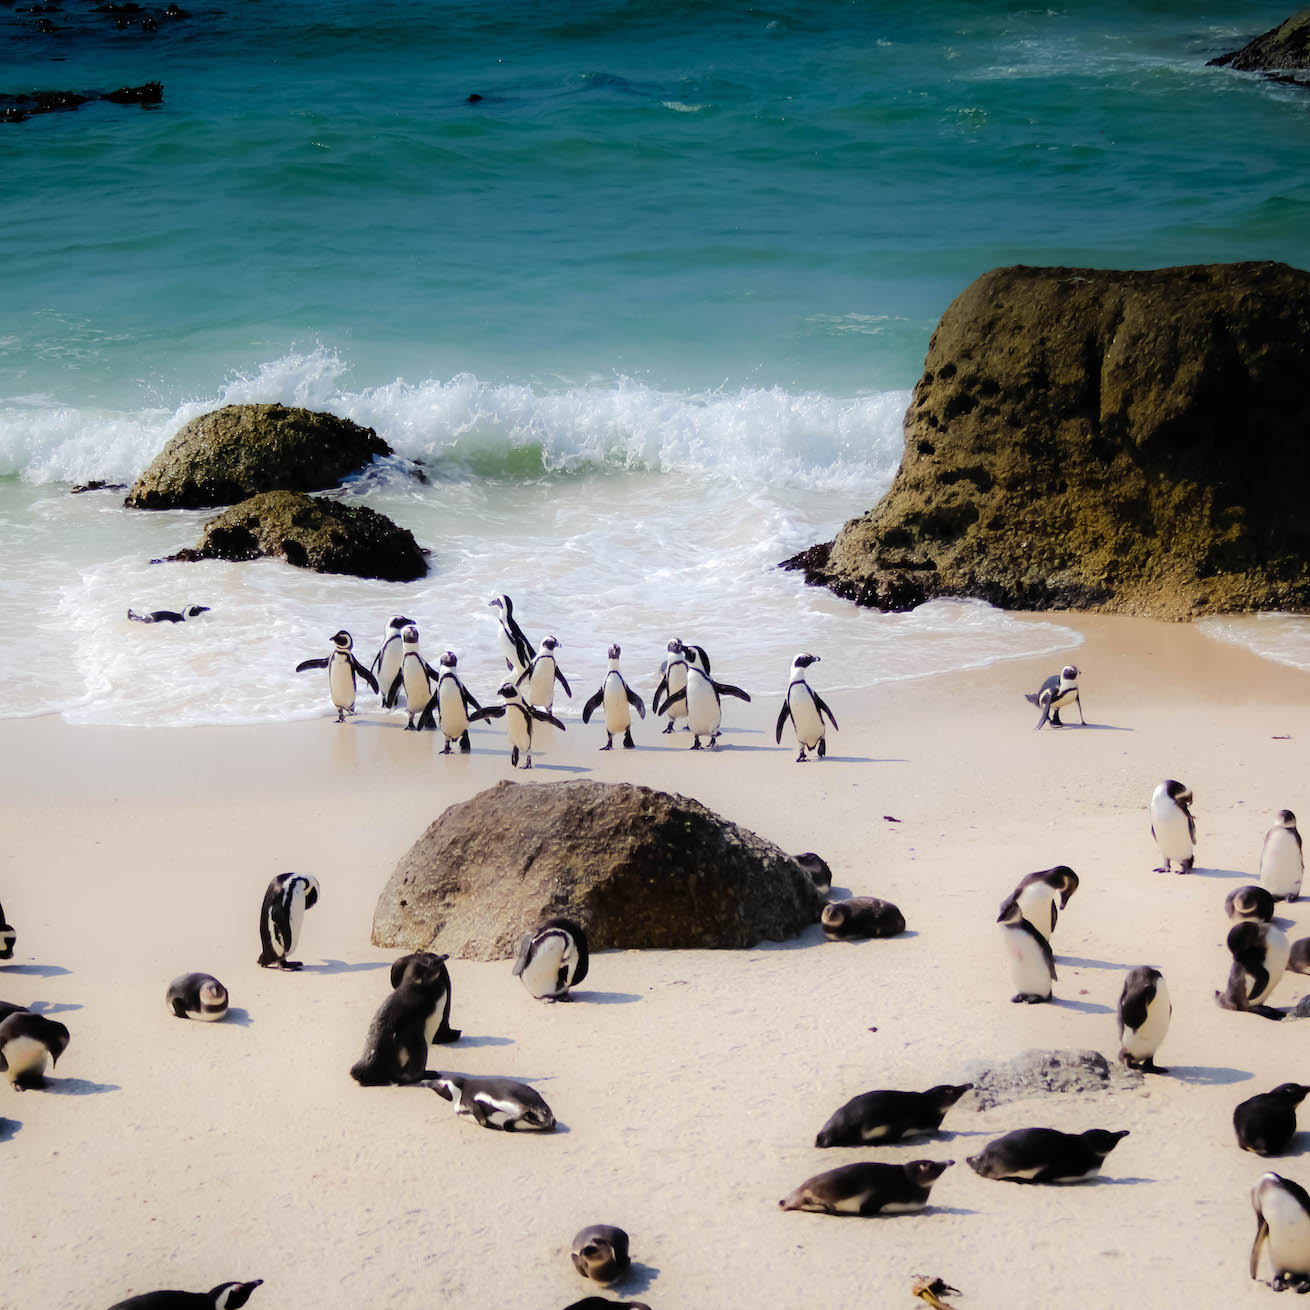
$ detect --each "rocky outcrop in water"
[158,490,428,582]
[0,82,162,123]
[784,261,1310,621]
[371,779,826,958]
[1209,10,1310,80]
[126,403,392,510]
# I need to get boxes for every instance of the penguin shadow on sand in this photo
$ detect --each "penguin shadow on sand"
[0,1117,20,1142]
[300,959,392,976]
[27,1000,82,1016]
[43,1075,120,1096]
[1047,995,1113,1015]
[221,1006,254,1027]
[521,761,593,773]
[1184,866,1252,881]
[1052,954,1133,971]
[602,1261,660,1296]
[449,1033,514,1047]
[0,963,70,977]
[1168,1064,1254,1087]
[565,989,642,1004]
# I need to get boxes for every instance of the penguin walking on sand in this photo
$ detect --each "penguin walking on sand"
[1218,920,1289,1020]
[517,635,571,717]
[512,918,589,1001]
[469,682,566,769]
[1116,965,1171,1072]
[582,644,645,749]
[1260,810,1304,902]
[0,1009,69,1088]
[350,952,460,1085]
[0,896,14,959]
[257,873,320,970]
[370,615,413,710]
[1251,1173,1310,1292]
[390,624,440,729]
[997,898,1055,1003]
[296,630,379,723]
[1026,664,1083,730]
[107,1281,264,1310]
[1150,779,1196,873]
[776,653,837,761]
[660,649,750,749]
[999,866,1079,942]
[652,638,690,733]
[489,594,534,677]
[127,604,210,624]
[416,651,482,752]
[166,973,229,1022]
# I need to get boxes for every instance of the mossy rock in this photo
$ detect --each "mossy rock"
[1209,9,1310,73]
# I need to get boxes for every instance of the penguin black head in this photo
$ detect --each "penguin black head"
[793,653,820,669]
[332,630,352,649]
[387,614,412,631]
[541,635,559,651]
[1082,1128,1129,1155]
[440,650,457,668]
[1047,866,1079,907]
[1277,809,1298,827]
[402,625,419,644]
[498,681,520,699]
[489,594,511,615]
[184,605,210,619]
[819,903,847,929]
[608,643,621,659]
[927,1083,974,1110]
[209,1280,263,1310]
[1269,1083,1310,1105]
[666,637,683,654]
[422,1075,457,1102]
[1061,664,1079,680]
[390,951,450,990]
[907,1159,954,1184]
[1163,778,1191,805]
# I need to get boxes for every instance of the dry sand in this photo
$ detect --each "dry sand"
[4,614,1310,1309]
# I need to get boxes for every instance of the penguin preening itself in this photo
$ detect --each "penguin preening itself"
[652,638,690,733]
[127,604,210,624]
[776,653,837,761]
[1235,1084,1310,1157]
[295,630,379,723]
[256,873,319,970]
[390,624,440,729]
[106,1280,263,1310]
[370,615,413,710]
[1116,965,1171,1072]
[512,918,589,1001]
[489,593,534,676]
[967,1127,1128,1183]
[659,649,750,749]
[581,643,645,749]
[1251,1172,1310,1292]
[779,1159,953,1216]
[349,952,459,1086]
[1228,885,1277,924]
[421,1072,556,1131]
[0,1010,69,1088]
[166,972,229,1021]
[1260,809,1304,902]
[416,651,482,752]
[468,681,565,769]
[814,1084,974,1147]
[0,896,14,959]
[997,898,1055,1003]
[517,635,571,716]
[1025,663,1083,729]
[1150,778,1196,874]
[570,1225,631,1284]
[1217,919,1289,1020]
[998,866,1079,942]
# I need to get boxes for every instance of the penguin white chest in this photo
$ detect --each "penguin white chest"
[378,643,403,696]
[1251,926,1290,1005]
[437,679,468,737]
[2,1036,49,1081]
[1261,829,1303,900]
[664,663,688,719]
[686,675,721,737]
[287,884,307,955]
[1150,796,1193,861]
[788,683,825,748]
[1002,925,1051,995]
[507,705,533,753]
[1017,885,1058,939]
[328,654,356,710]
[522,935,571,999]
[422,997,446,1046]
[1122,980,1171,1058]
[402,655,430,709]
[1267,1189,1310,1275]
[497,627,525,675]
[602,673,631,733]
[526,659,556,707]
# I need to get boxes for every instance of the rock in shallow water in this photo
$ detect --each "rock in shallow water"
[1209,11,1310,74]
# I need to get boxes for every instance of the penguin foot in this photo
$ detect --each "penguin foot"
[1011,993,1048,1004]
[336,711,346,723]
[441,742,452,754]
[404,722,415,731]
[459,733,471,753]
[523,757,533,769]
[662,721,674,734]
[622,728,634,748]
[281,960,304,971]
[796,750,807,762]
[600,739,613,751]
[817,738,826,758]
[691,738,702,750]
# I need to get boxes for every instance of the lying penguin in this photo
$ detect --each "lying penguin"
[779,1159,953,1215]
[106,1280,263,1309]
[420,1072,555,1131]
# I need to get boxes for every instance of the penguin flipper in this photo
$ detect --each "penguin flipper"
[1251,1213,1270,1280]
[296,658,329,672]
[533,708,567,731]
[555,667,572,697]
[511,931,534,977]
[662,688,687,712]
[625,684,646,718]
[582,689,604,724]
[813,693,838,730]
[171,997,188,1018]
[1034,695,1052,731]
[1186,808,1197,845]
[416,685,441,733]
[775,701,792,744]
[353,659,379,695]
[469,705,506,722]
[1024,692,1040,705]
[714,681,752,703]
[652,674,669,715]
[386,670,404,707]
[572,934,589,986]
[461,684,482,712]
[423,661,441,681]
[1118,978,1152,1033]
[514,664,532,689]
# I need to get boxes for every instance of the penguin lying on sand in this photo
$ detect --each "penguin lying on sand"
[967,1127,1128,1183]
[570,1225,631,1283]
[422,1073,556,1131]
[106,1280,263,1309]
[166,972,229,1021]
[1235,1084,1310,1157]
[779,1160,953,1215]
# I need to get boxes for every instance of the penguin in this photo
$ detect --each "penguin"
[415,651,482,752]
[127,604,210,624]
[0,1010,70,1088]
[350,952,459,1086]
[821,897,905,940]
[1290,938,1310,975]
[106,1281,264,1310]
[1116,965,1171,1072]
[1217,919,1290,1019]
[512,918,589,1001]
[295,630,379,723]
[1228,885,1276,924]
[421,1073,556,1131]
[997,898,1056,1003]
[1251,1172,1310,1292]
[1025,663,1083,730]
[468,681,565,769]
[651,638,689,733]
[815,1084,974,1148]
[570,1225,630,1283]
[1260,810,1304,902]
[517,635,571,716]
[1235,1085,1310,1157]
[488,593,534,676]
[564,1301,650,1310]
[256,872,320,970]
[370,615,413,710]
[1149,778,1196,873]
[0,896,14,959]
[659,653,750,749]
[390,624,440,729]
[779,1159,953,1215]
[998,866,1079,941]
[966,1127,1128,1183]
[166,972,229,1022]
[794,852,832,896]
[0,1000,28,1023]
[581,643,645,749]
[775,653,838,761]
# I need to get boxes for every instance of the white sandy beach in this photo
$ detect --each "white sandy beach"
[4,613,1310,1309]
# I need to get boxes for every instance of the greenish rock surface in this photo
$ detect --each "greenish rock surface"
[1209,9,1310,73]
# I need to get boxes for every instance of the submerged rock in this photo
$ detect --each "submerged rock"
[1209,11,1310,74]
[371,779,826,957]
[784,261,1310,621]
[0,82,160,123]
[961,1049,1143,1111]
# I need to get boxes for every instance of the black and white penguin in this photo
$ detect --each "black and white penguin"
[0,1010,70,1088]
[390,624,440,729]
[779,1160,953,1215]
[1217,919,1290,1020]
[295,630,379,723]
[370,615,413,709]
[517,635,571,717]
[0,896,14,959]
[775,653,838,761]
[1025,664,1083,729]
[998,866,1079,942]
[967,1127,1128,1183]
[1251,1172,1310,1291]
[821,897,905,940]
[488,593,534,677]
[1150,779,1196,873]
[652,638,689,733]
[421,1073,556,1131]
[1116,965,1171,1072]
[815,1084,974,1147]
[468,681,565,769]
[256,872,320,970]
[0,1000,28,1024]
[512,918,589,1001]
[106,1280,264,1309]
[350,952,460,1085]
[660,651,750,749]
[127,604,211,624]
[416,651,482,752]
[564,1300,651,1310]
[166,972,229,1022]
[794,852,832,896]
[997,898,1056,1003]
[1227,885,1277,924]
[1260,810,1304,902]
[1290,938,1310,975]
[581,644,645,750]
[570,1225,631,1283]
[1235,1084,1310,1157]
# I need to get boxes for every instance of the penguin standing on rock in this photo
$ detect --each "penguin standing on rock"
[1260,810,1304,902]
[370,615,413,709]
[391,624,440,729]
[997,898,1055,1003]
[416,651,482,752]
[0,896,14,959]
[256,873,320,970]
[1116,965,1171,1072]
[296,630,378,723]
[1217,920,1289,1020]
[776,653,838,761]
[469,682,565,769]
[1250,1172,1310,1292]
[106,1281,264,1310]
[582,644,645,749]
[1025,664,1083,729]
[512,918,589,1001]
[350,952,459,1085]
[489,594,534,677]
[1150,779,1196,873]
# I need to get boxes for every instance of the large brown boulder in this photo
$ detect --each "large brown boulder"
[126,403,392,509]
[371,779,826,958]
[160,490,428,582]
[1209,10,1310,73]
[784,262,1310,621]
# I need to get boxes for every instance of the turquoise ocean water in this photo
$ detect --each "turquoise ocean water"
[2,1,1308,723]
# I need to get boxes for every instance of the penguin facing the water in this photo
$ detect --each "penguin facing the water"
[660,651,751,749]
[256,873,320,970]
[390,624,440,729]
[997,898,1055,1003]
[127,604,211,624]
[1025,664,1083,729]
[1250,1172,1310,1292]
[296,630,379,723]
[0,896,14,959]
[776,653,838,761]
[469,682,566,769]
[512,918,589,1001]
[652,638,689,733]
[166,972,229,1022]
[1260,810,1304,902]
[370,615,413,710]
[0,1010,70,1088]
[489,593,534,677]
[1150,779,1196,873]
[518,635,571,716]
[416,651,482,752]
[1116,965,1171,1072]
[106,1281,264,1310]
[350,952,460,1085]
[1217,919,1290,1020]
[582,644,645,750]
[998,866,1079,942]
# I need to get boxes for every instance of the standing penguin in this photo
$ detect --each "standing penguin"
[1260,810,1304,902]
[582,644,646,750]
[997,898,1055,1003]
[0,896,14,960]
[489,593,534,677]
[518,635,571,716]
[295,630,379,723]
[1025,664,1083,730]
[1150,779,1196,873]
[1217,920,1290,1020]
[998,866,1079,942]
[775,653,838,762]
[512,918,589,1001]
[416,651,482,752]
[370,615,413,710]
[106,1281,264,1310]
[660,651,751,749]
[1116,965,1171,1072]
[1250,1173,1310,1292]
[469,682,566,769]
[652,638,689,733]
[390,624,440,730]
[166,973,229,1022]
[350,952,460,1085]
[0,1010,70,1088]
[256,873,320,970]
